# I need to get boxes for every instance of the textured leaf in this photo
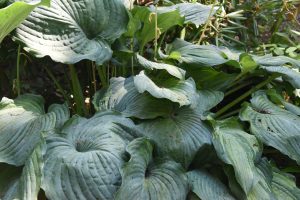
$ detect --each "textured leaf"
[212,118,274,199]
[0,139,45,200]
[240,91,300,164]
[260,65,300,88]
[157,3,216,27]
[42,112,138,200]
[93,77,173,119]
[187,170,236,200]
[48,103,70,130]
[138,105,212,168]
[166,39,228,66]
[14,0,129,64]
[136,54,186,80]
[0,94,56,166]
[0,0,50,43]
[115,138,188,200]
[134,71,198,107]
[253,54,300,68]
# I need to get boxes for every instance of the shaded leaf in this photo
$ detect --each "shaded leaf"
[115,138,188,200]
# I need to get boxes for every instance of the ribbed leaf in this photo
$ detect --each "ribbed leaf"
[187,170,236,200]
[48,103,70,130]
[240,91,300,164]
[115,138,188,200]
[136,54,186,80]
[260,65,300,88]
[212,118,274,199]
[134,71,198,107]
[166,39,229,66]
[253,55,300,68]
[156,3,216,27]
[0,139,45,200]
[14,0,129,64]
[42,113,138,200]
[138,106,212,168]
[0,0,50,43]
[0,94,56,166]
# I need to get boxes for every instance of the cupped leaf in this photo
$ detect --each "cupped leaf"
[240,91,300,164]
[115,137,188,200]
[156,3,216,27]
[134,71,198,107]
[0,0,50,43]
[260,65,300,88]
[187,170,236,200]
[136,54,186,80]
[212,118,274,199]
[0,94,56,166]
[14,0,129,64]
[42,112,138,200]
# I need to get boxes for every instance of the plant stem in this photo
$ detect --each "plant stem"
[218,109,240,120]
[96,65,108,88]
[225,80,253,97]
[215,74,279,118]
[43,65,71,106]
[154,4,158,60]
[16,45,21,96]
[197,1,215,45]
[68,64,87,116]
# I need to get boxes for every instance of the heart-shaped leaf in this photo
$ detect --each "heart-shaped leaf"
[14,0,129,64]
[42,113,138,200]
[240,91,300,164]
[115,138,188,200]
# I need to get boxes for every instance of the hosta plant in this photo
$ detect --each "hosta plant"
[1,0,300,200]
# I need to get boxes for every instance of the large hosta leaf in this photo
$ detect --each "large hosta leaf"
[240,91,300,164]
[136,54,186,80]
[0,139,45,200]
[0,0,50,43]
[166,39,229,66]
[115,138,188,200]
[156,3,216,27]
[14,0,129,64]
[0,94,58,166]
[42,112,138,200]
[253,54,300,68]
[212,118,274,199]
[134,71,198,107]
[187,170,236,200]
[260,65,300,88]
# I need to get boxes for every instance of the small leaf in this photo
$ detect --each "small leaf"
[239,53,258,74]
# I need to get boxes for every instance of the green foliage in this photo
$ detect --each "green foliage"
[0,0,300,199]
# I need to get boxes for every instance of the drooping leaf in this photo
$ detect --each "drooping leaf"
[212,118,274,199]
[166,39,229,66]
[187,170,236,200]
[0,94,56,166]
[260,65,300,88]
[253,54,300,68]
[136,54,186,80]
[14,0,129,65]
[42,112,138,200]
[156,3,217,27]
[115,137,188,200]
[240,91,300,164]
[134,71,198,107]
[0,0,50,43]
